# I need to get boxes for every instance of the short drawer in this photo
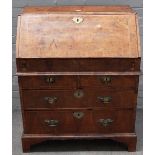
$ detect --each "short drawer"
[22,89,137,109]
[80,75,139,90]
[24,109,135,134]
[18,75,77,89]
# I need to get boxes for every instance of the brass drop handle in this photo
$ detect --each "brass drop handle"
[44,119,59,127]
[99,76,111,84]
[44,96,58,104]
[97,96,112,103]
[73,112,84,119]
[45,76,55,83]
[98,118,113,127]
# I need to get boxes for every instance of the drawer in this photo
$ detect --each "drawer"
[22,89,137,109]
[24,109,135,134]
[18,75,77,89]
[16,58,140,72]
[80,75,139,90]
[19,75,138,90]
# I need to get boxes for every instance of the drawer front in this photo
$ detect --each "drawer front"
[22,89,137,109]
[24,109,135,134]
[18,76,77,89]
[19,75,138,90]
[17,58,140,72]
[80,75,139,90]
[24,110,94,134]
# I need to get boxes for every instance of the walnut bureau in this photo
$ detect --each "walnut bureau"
[16,6,141,152]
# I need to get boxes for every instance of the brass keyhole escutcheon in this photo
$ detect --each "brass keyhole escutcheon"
[45,76,55,83]
[73,112,84,119]
[72,17,83,24]
[74,89,84,98]
[99,76,111,84]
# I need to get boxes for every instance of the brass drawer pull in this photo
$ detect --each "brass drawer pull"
[44,96,57,104]
[99,76,111,84]
[45,76,55,83]
[98,118,113,127]
[73,112,84,119]
[97,96,112,103]
[44,119,59,127]
[74,89,84,98]
[72,17,83,24]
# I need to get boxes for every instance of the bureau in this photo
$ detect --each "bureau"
[16,6,141,152]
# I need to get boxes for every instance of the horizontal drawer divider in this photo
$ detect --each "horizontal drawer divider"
[23,133,137,139]
[17,71,141,76]
[23,107,136,111]
[20,87,137,91]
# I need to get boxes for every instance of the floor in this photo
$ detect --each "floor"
[12,109,143,155]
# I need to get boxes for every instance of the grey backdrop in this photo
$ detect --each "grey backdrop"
[12,0,143,110]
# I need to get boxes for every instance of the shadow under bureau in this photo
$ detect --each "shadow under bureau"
[16,6,141,152]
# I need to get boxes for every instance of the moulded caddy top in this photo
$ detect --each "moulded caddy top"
[16,6,140,58]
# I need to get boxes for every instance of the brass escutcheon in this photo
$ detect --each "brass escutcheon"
[45,76,55,83]
[73,112,84,119]
[72,17,83,24]
[74,89,84,98]
[99,76,111,84]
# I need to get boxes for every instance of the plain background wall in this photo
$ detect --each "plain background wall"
[12,0,143,110]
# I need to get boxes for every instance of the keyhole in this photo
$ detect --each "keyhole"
[77,18,79,22]
[77,92,80,96]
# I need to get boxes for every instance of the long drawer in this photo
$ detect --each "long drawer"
[22,89,137,109]
[18,75,139,90]
[24,109,135,134]
[16,58,140,72]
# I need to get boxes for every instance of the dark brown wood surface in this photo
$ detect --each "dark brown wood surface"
[24,109,135,134]
[22,89,137,109]
[18,75,139,90]
[22,133,137,152]
[16,58,141,72]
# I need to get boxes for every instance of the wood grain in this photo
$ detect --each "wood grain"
[22,89,137,109]
[16,6,140,58]
[22,6,134,14]
[18,75,139,90]
[16,6,140,152]
[16,58,141,72]
[22,133,137,152]
[24,109,135,134]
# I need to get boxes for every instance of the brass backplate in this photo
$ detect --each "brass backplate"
[74,89,84,98]
[73,112,84,119]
